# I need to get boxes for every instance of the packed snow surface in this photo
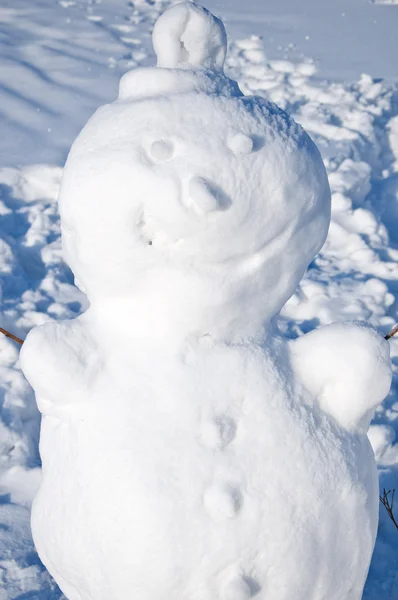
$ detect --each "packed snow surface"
[0,1,398,599]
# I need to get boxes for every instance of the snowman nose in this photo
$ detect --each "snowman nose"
[189,176,220,213]
[188,176,232,214]
[152,1,227,71]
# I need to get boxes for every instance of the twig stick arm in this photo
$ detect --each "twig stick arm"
[0,323,397,347]
[380,488,398,530]
[0,327,24,346]
[385,324,398,341]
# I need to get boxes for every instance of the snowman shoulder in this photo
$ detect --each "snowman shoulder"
[20,318,99,413]
[289,323,392,432]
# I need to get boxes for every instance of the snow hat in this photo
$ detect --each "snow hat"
[118,2,241,102]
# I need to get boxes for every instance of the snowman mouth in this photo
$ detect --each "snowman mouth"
[136,212,154,246]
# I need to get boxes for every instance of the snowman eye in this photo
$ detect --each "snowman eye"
[227,133,253,155]
[149,139,174,163]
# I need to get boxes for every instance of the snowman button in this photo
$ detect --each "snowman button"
[204,485,242,520]
[201,416,236,449]
[222,575,260,599]
[222,577,252,599]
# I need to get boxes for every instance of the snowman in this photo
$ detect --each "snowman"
[20,3,392,599]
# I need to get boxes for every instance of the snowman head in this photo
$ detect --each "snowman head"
[59,2,330,336]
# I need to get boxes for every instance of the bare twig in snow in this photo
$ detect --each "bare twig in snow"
[380,488,398,530]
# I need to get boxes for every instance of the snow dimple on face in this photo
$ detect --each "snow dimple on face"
[149,140,174,163]
[227,133,253,155]
[203,485,243,520]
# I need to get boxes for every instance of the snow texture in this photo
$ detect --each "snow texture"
[0,1,398,599]
[17,3,392,600]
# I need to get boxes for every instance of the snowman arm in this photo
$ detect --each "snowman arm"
[20,319,96,416]
[289,322,392,432]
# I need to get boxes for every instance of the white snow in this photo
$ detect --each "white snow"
[0,0,397,599]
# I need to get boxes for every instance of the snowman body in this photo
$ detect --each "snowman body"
[21,3,391,600]
[27,328,382,600]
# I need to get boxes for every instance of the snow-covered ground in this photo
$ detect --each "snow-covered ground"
[0,0,397,598]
